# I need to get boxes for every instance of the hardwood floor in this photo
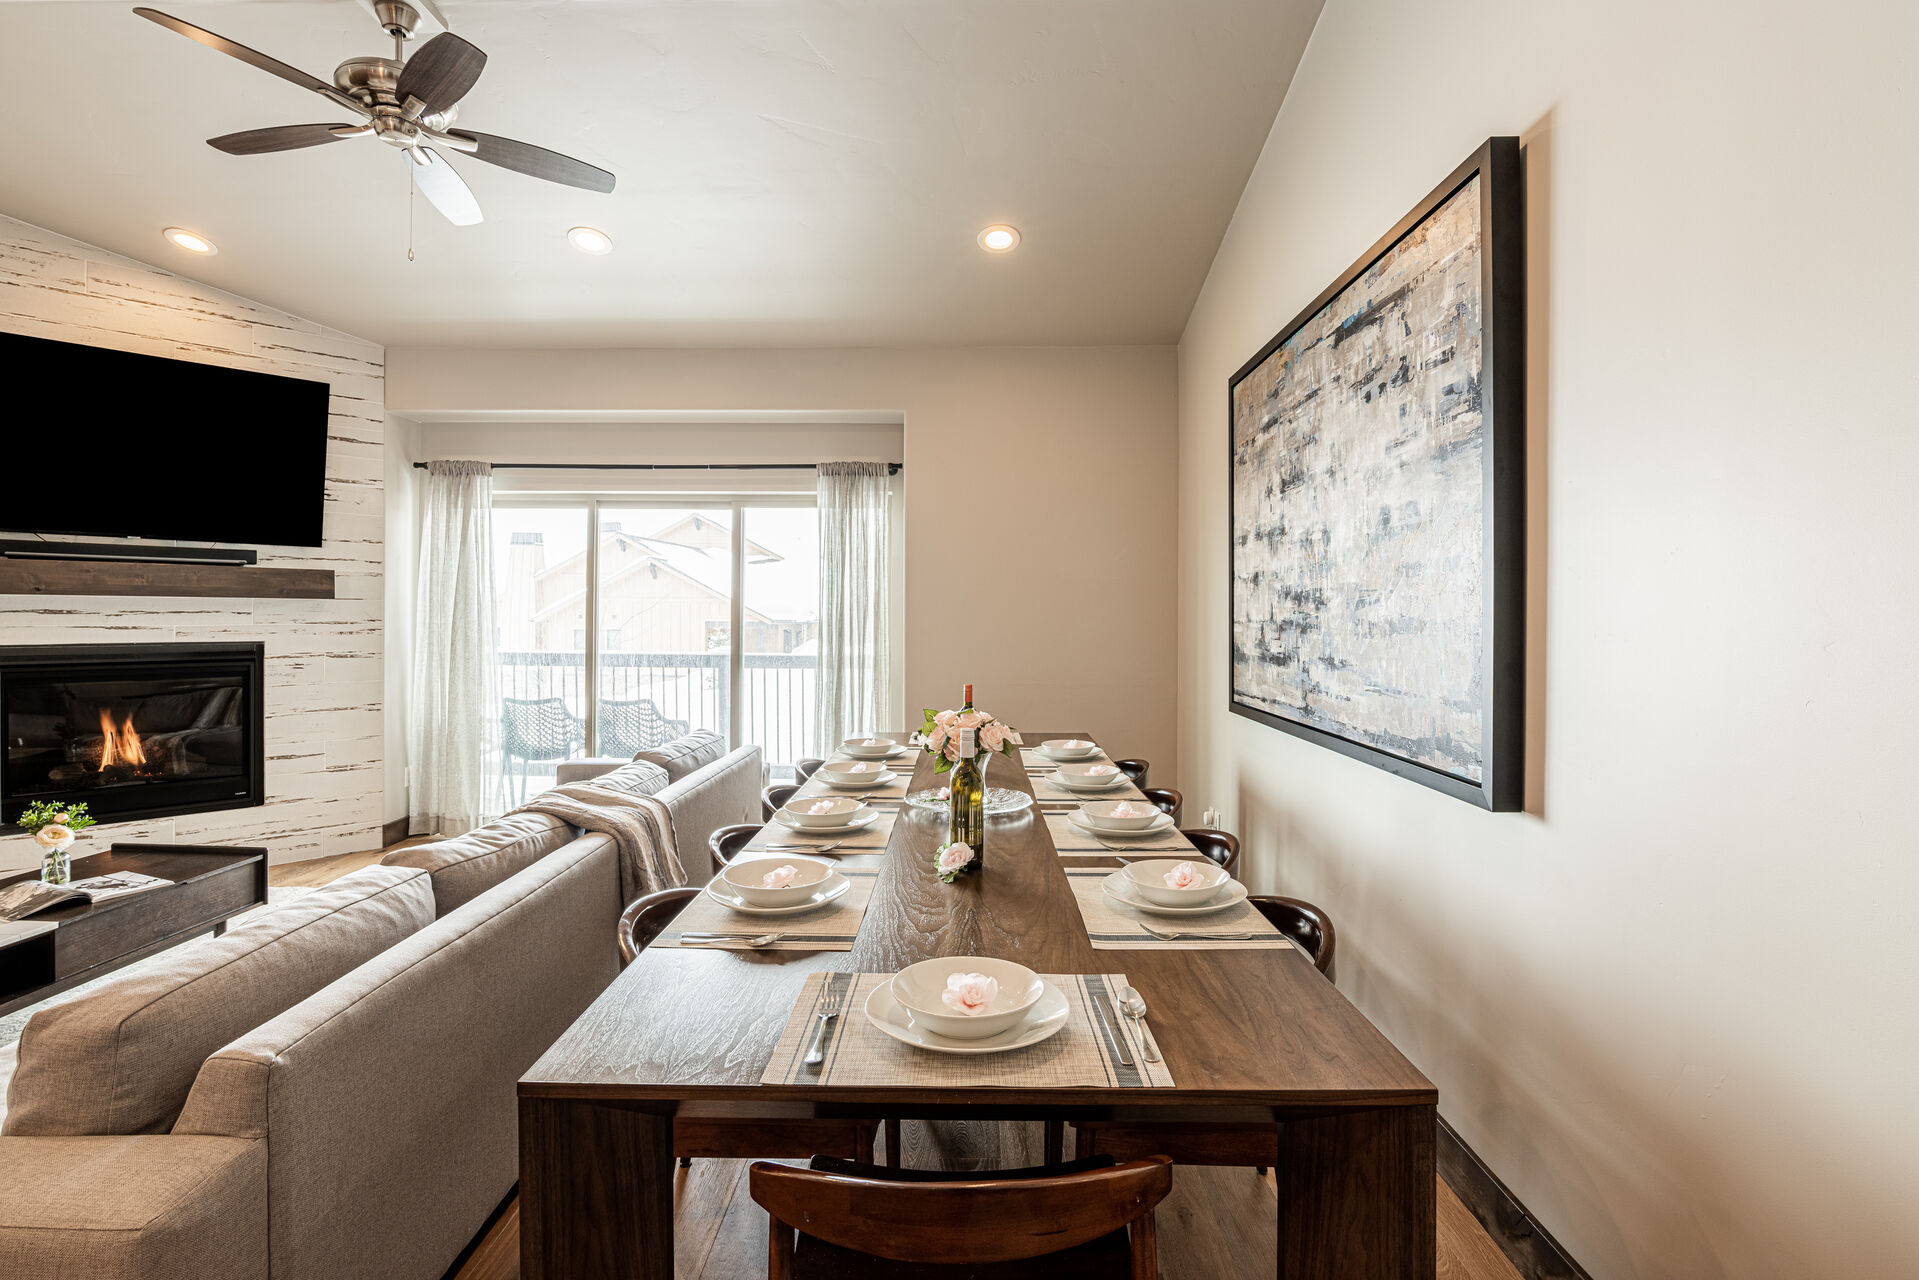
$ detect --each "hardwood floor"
[270,847,1526,1280]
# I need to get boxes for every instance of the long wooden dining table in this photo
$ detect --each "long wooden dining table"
[518,732,1436,1280]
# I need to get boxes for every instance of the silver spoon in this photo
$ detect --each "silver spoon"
[1118,985,1161,1063]
[676,931,783,947]
[753,841,846,854]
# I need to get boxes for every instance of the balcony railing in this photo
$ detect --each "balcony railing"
[493,651,817,798]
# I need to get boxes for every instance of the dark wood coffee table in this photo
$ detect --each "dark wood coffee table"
[0,843,268,1016]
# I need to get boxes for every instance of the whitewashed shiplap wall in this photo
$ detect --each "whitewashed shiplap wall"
[0,215,386,873]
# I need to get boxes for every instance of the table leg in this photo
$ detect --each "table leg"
[1276,1103,1434,1280]
[520,1095,676,1280]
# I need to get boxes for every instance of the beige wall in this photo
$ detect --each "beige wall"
[389,347,1180,771]
[1176,1,1918,1277]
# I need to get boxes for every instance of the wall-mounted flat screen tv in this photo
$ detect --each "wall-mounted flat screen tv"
[0,331,332,548]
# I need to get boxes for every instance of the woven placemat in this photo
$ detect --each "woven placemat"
[1063,868,1293,951]
[761,970,1174,1088]
[747,805,898,855]
[655,867,880,951]
[1043,812,1195,855]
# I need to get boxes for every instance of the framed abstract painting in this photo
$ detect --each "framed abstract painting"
[1228,136,1525,810]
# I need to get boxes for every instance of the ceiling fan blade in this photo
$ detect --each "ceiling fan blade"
[133,8,366,116]
[396,33,486,114]
[412,0,454,32]
[208,124,349,156]
[447,130,616,194]
[407,147,482,226]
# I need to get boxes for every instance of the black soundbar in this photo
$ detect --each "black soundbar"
[0,539,258,567]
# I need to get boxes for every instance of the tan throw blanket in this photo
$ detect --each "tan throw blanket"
[513,784,686,904]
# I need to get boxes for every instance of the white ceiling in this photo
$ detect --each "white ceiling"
[0,0,1322,348]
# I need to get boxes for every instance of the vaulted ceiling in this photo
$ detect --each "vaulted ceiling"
[0,0,1322,346]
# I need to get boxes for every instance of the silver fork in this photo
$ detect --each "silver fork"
[754,841,846,854]
[803,987,846,1068]
[1140,924,1251,941]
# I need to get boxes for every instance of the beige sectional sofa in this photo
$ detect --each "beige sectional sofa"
[0,737,763,1280]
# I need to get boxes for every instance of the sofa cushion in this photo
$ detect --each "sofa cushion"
[635,730,727,782]
[1,865,433,1138]
[657,745,764,874]
[585,758,671,797]
[380,812,575,915]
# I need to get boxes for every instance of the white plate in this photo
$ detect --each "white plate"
[1098,870,1248,916]
[1036,741,1101,761]
[840,739,911,760]
[1066,808,1176,838]
[1046,771,1126,792]
[813,768,899,791]
[773,806,881,835]
[864,978,1071,1055]
[704,871,851,916]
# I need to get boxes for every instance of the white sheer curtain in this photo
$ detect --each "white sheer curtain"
[816,462,892,751]
[409,460,497,835]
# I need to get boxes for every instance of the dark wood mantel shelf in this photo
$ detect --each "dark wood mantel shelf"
[0,557,335,600]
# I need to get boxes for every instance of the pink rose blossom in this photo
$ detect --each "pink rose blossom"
[1110,801,1140,818]
[936,843,974,874]
[979,722,1008,752]
[942,740,962,763]
[760,864,800,888]
[848,761,872,772]
[941,970,999,1014]
[808,800,837,815]
[954,711,983,730]
[926,725,949,753]
[1162,861,1205,890]
[934,709,959,730]
[1088,764,1117,776]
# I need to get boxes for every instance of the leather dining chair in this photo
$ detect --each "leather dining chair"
[762,782,800,823]
[1111,759,1149,789]
[1249,895,1336,980]
[1177,828,1239,879]
[1140,787,1183,825]
[750,1154,1172,1279]
[708,823,762,873]
[794,758,826,782]
[617,889,885,1169]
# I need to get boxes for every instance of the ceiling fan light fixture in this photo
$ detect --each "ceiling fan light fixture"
[162,227,218,255]
[977,223,1020,253]
[568,226,614,255]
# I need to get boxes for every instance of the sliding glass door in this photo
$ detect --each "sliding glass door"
[491,496,818,789]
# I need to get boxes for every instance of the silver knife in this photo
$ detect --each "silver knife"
[1089,988,1135,1067]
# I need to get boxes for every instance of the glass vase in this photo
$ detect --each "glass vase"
[40,845,72,885]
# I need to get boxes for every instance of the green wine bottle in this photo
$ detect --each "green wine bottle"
[948,685,985,851]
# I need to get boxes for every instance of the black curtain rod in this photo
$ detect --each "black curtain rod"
[411,461,901,475]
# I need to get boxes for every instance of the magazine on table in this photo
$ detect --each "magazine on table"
[0,871,172,922]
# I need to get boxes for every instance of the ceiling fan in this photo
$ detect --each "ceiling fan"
[133,1,615,227]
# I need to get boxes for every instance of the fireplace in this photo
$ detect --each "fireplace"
[1,643,265,825]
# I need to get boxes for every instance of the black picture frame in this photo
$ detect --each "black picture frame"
[1227,136,1525,811]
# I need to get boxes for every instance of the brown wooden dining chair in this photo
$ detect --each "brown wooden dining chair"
[762,782,800,822]
[708,823,762,872]
[617,889,884,1169]
[1249,895,1336,980]
[750,1154,1172,1279]
[1111,759,1149,789]
[794,757,825,782]
[1178,828,1239,878]
[1140,787,1182,824]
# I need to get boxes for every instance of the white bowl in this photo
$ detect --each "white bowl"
[780,795,863,827]
[1056,762,1124,789]
[815,759,889,785]
[1123,858,1230,907]
[890,956,1045,1040]
[1040,738,1098,759]
[721,857,836,907]
[839,736,897,760]
[1081,798,1161,830]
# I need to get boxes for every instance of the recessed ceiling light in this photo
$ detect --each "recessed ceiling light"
[567,226,613,255]
[162,227,217,255]
[977,224,1020,253]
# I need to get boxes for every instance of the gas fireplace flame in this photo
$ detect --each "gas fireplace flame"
[97,708,149,770]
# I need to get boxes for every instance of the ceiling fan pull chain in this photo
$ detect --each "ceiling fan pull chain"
[407,160,416,261]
